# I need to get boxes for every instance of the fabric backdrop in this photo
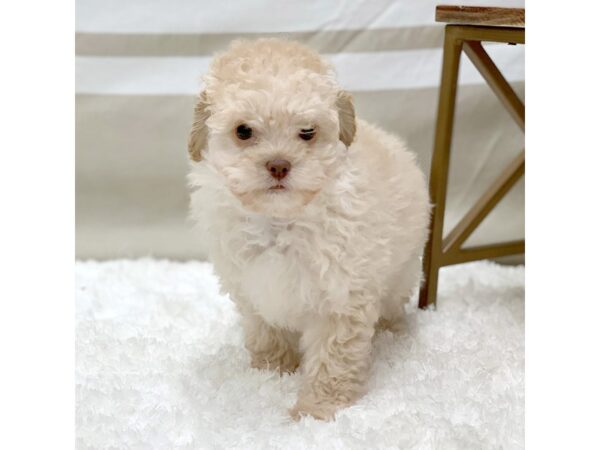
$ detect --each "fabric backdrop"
[75,0,525,260]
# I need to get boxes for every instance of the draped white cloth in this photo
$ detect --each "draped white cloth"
[76,0,524,259]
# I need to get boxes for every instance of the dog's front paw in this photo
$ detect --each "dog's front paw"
[250,352,300,375]
[289,396,343,421]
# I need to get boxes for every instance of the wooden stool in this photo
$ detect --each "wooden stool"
[418,5,525,309]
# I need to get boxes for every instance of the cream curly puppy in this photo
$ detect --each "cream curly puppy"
[188,39,430,421]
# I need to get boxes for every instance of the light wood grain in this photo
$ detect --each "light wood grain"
[436,5,525,28]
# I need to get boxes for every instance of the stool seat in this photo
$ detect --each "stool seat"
[436,5,525,28]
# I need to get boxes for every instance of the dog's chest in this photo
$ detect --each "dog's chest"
[235,221,320,329]
[212,209,356,329]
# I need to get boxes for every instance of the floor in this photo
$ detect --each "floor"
[76,259,524,449]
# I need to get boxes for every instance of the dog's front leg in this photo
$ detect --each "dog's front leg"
[290,303,377,421]
[241,312,301,374]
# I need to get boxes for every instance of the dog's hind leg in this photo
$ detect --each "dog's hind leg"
[376,298,409,333]
[241,311,301,374]
[377,255,422,333]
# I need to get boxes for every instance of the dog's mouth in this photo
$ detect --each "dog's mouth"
[268,184,286,191]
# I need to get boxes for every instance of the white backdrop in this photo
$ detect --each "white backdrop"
[76,0,524,260]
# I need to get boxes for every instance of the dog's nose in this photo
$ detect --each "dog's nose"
[266,159,291,180]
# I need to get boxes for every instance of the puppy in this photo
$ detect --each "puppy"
[187,39,430,421]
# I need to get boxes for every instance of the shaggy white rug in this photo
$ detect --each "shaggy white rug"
[76,259,524,449]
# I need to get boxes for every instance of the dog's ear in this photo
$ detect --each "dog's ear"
[336,90,356,147]
[188,91,211,162]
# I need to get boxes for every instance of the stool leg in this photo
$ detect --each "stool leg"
[419,26,464,309]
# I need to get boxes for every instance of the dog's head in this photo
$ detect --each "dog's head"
[188,38,356,217]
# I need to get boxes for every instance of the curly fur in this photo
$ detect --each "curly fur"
[187,38,430,420]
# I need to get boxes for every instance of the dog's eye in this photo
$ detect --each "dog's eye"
[236,124,253,140]
[299,128,316,141]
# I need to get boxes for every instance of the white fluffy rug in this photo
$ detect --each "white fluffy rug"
[76,259,524,449]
